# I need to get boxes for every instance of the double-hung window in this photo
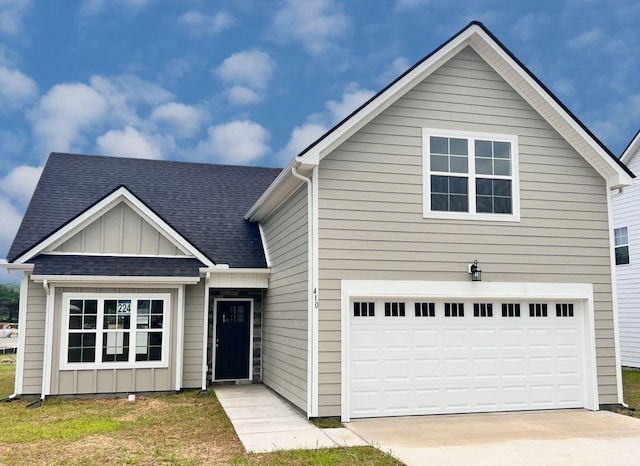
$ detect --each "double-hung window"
[423,129,520,221]
[614,226,630,265]
[62,293,170,369]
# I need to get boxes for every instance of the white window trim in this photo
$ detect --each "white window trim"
[60,292,171,370]
[614,226,630,266]
[422,128,521,222]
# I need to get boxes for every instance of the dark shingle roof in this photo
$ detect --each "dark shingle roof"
[8,153,281,268]
[31,255,204,277]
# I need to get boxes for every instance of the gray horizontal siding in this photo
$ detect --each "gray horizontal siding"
[261,186,309,412]
[315,46,617,416]
[21,279,46,395]
[183,282,205,388]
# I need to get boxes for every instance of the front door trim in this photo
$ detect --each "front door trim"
[212,298,254,382]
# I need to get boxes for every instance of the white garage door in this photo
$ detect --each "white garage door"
[349,299,585,418]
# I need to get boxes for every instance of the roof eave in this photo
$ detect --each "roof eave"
[621,130,640,165]
[291,21,633,188]
[245,159,315,222]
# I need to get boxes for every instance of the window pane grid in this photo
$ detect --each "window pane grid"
[415,302,435,317]
[65,295,167,367]
[426,131,516,217]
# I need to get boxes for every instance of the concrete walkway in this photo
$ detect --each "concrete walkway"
[213,384,367,453]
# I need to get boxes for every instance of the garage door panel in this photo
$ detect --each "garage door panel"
[349,298,586,418]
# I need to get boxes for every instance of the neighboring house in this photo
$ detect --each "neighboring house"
[2,22,635,421]
[613,131,640,368]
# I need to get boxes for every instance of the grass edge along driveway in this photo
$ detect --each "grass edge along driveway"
[0,360,403,465]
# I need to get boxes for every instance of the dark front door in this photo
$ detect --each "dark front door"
[215,300,251,380]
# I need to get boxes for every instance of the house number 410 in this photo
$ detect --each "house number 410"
[313,288,319,309]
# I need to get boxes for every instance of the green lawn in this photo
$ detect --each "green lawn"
[621,368,640,418]
[3,359,638,465]
[0,359,402,465]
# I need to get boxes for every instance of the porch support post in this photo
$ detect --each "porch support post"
[175,285,185,391]
[201,272,211,391]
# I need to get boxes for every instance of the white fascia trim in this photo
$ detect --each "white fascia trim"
[245,158,298,221]
[467,29,632,189]
[43,252,195,259]
[14,186,214,267]
[621,131,640,165]
[297,33,470,165]
[1,262,34,272]
[258,224,272,268]
[30,275,200,285]
[340,279,598,422]
[291,23,631,190]
[200,267,270,274]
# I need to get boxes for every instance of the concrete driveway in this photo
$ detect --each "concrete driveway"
[347,409,640,466]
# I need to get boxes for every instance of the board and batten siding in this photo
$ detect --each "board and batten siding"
[52,202,183,256]
[50,287,178,395]
[260,186,309,412]
[315,46,617,416]
[21,278,46,395]
[613,149,640,367]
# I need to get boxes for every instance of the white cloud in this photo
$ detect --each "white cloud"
[277,85,374,164]
[394,0,429,9]
[511,13,549,41]
[0,0,30,35]
[326,85,375,124]
[28,82,109,153]
[28,73,180,155]
[216,50,275,106]
[0,164,42,206]
[197,120,270,164]
[377,56,411,86]
[178,10,234,36]
[0,197,22,246]
[216,50,275,90]
[79,0,151,16]
[96,126,168,160]
[277,123,328,165]
[0,67,37,110]
[150,102,203,138]
[567,30,604,50]
[226,86,263,105]
[271,0,350,55]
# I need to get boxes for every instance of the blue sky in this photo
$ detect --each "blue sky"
[1,0,639,282]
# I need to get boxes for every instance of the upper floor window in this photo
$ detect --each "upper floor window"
[61,293,170,370]
[423,129,520,221]
[614,227,630,265]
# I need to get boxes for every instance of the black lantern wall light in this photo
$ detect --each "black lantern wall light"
[469,259,482,281]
